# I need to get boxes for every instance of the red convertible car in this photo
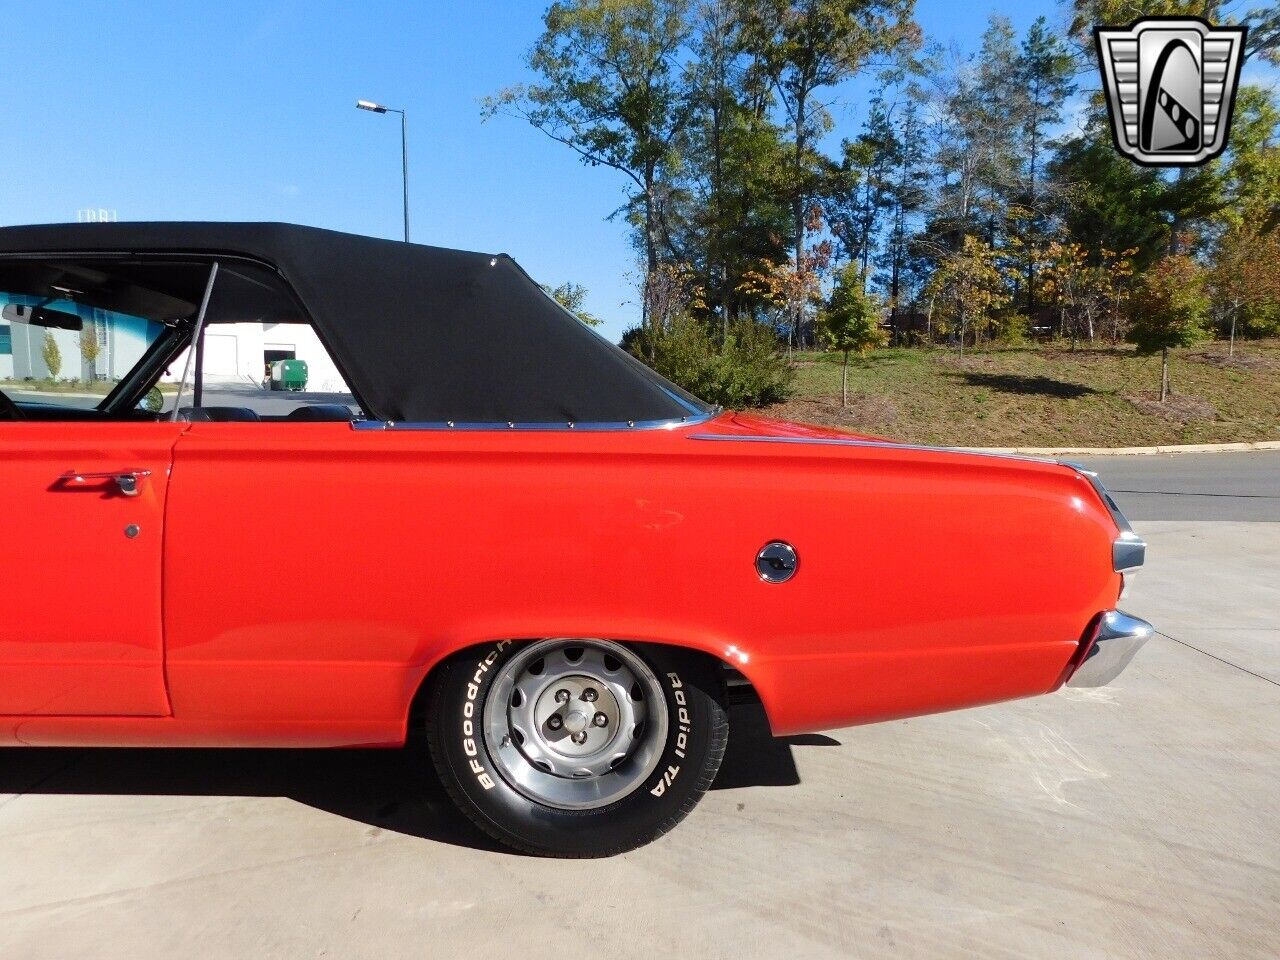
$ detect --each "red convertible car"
[0,222,1152,857]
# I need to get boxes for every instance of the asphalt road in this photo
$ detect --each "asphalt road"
[1078,451,1280,522]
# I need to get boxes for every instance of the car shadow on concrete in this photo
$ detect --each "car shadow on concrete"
[711,698,840,790]
[0,703,837,855]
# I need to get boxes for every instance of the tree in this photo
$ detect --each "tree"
[922,235,1010,357]
[1220,85,1280,233]
[735,217,831,349]
[1065,3,1244,260]
[1211,224,1280,353]
[484,0,692,331]
[970,16,1025,249]
[1014,17,1074,314]
[675,1,792,332]
[1128,255,1211,401]
[79,319,101,379]
[826,90,897,281]
[879,87,930,336]
[541,281,603,326]
[41,332,62,380]
[919,17,1026,292]
[742,0,919,346]
[1050,129,1173,270]
[819,263,885,405]
[1040,241,1136,346]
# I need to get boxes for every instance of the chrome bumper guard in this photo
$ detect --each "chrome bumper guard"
[1067,610,1155,688]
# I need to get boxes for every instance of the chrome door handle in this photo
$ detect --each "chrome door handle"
[60,470,152,497]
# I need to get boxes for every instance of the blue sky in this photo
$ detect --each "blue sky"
[1,1,1274,343]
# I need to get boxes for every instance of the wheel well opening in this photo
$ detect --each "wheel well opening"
[405,639,749,742]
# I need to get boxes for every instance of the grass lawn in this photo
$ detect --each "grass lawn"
[765,338,1280,447]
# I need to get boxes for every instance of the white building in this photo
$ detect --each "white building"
[161,322,350,392]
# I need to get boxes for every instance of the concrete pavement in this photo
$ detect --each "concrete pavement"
[0,457,1276,959]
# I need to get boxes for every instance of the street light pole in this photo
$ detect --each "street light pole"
[356,99,410,243]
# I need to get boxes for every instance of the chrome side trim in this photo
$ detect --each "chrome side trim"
[1061,462,1146,573]
[352,410,718,432]
[1067,610,1155,688]
[688,435,1147,573]
[686,433,1057,465]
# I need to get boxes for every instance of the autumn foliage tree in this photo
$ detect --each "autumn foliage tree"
[1211,225,1280,354]
[922,236,1010,357]
[1039,242,1136,347]
[1128,255,1211,401]
[735,215,832,350]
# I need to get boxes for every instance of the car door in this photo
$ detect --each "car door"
[0,421,182,716]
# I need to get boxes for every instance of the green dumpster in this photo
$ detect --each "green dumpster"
[269,358,308,392]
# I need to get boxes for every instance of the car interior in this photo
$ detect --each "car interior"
[0,256,363,423]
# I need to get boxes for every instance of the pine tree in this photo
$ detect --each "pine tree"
[820,263,886,405]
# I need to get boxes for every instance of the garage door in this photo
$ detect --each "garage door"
[202,334,239,376]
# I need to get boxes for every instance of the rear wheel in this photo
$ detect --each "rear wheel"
[425,639,728,857]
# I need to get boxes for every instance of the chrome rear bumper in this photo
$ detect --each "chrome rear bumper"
[1067,610,1155,688]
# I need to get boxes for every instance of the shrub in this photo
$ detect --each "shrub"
[990,311,1030,345]
[624,315,793,409]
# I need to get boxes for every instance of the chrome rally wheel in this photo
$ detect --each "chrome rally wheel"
[484,640,668,810]
[426,639,728,857]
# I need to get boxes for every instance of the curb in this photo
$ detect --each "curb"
[971,440,1280,456]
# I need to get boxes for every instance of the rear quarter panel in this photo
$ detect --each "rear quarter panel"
[159,419,1119,743]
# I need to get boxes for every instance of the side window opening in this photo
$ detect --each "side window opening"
[170,261,365,423]
[0,256,365,423]
[0,259,186,420]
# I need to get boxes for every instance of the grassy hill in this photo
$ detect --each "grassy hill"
[765,339,1280,447]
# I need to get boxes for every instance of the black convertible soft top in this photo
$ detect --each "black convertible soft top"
[0,221,710,425]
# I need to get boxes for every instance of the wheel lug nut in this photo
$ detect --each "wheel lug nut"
[582,688,598,702]
[593,712,608,727]
[554,689,570,703]
[547,715,563,730]
[571,731,588,744]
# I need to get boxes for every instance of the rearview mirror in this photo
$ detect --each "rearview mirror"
[0,303,83,330]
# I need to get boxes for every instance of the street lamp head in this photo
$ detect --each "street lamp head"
[356,99,388,114]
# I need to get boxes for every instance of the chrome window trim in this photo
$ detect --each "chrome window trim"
[352,410,718,432]
[687,432,1058,465]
